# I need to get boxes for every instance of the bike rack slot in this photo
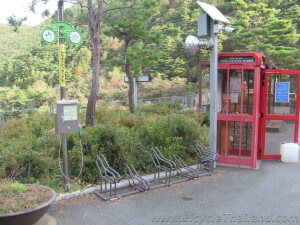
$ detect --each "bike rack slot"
[192,140,220,172]
[125,164,150,192]
[94,155,121,201]
[148,147,176,185]
[173,155,199,179]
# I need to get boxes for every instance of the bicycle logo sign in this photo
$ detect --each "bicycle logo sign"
[41,21,83,45]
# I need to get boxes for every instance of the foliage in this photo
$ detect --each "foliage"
[0,112,58,182]
[0,105,208,188]
[150,0,204,82]
[137,102,182,115]
[138,113,207,162]
[0,181,27,194]
[103,0,163,113]
[221,0,299,68]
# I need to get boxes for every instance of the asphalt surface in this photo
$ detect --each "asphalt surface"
[49,161,300,225]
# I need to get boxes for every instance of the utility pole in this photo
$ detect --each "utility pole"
[209,19,218,171]
[58,0,70,191]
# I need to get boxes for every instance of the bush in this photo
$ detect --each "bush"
[69,124,151,182]
[138,113,207,163]
[0,113,58,183]
[0,105,209,188]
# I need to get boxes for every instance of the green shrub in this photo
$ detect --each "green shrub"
[0,105,209,187]
[0,181,27,194]
[69,123,151,182]
[138,113,207,162]
[0,112,58,182]
[9,182,27,193]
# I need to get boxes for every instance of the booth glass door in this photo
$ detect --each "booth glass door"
[217,65,259,167]
[261,70,300,160]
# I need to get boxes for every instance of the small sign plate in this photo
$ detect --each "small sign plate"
[219,57,255,63]
[63,105,78,121]
[124,75,150,83]
[275,82,290,103]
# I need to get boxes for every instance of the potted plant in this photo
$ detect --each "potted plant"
[0,180,56,225]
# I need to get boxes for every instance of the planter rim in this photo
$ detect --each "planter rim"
[0,184,57,218]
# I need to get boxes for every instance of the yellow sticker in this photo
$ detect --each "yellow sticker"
[59,44,66,87]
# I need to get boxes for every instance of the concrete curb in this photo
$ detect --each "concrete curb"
[55,164,201,202]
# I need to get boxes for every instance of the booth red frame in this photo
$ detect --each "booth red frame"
[217,52,264,168]
[216,53,300,168]
[260,69,300,160]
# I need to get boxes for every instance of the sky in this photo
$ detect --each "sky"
[0,0,73,26]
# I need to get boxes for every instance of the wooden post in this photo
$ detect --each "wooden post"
[198,62,202,110]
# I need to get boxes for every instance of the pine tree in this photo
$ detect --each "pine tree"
[103,0,162,113]
[222,0,299,68]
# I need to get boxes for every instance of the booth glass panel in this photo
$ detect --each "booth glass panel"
[219,70,228,114]
[267,74,297,115]
[242,70,254,115]
[228,122,252,157]
[241,122,252,157]
[229,70,242,114]
[265,120,295,155]
[217,121,253,158]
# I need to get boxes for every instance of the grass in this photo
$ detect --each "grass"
[0,179,52,214]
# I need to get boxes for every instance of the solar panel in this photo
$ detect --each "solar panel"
[197,1,231,24]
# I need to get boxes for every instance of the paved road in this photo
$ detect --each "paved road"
[49,161,300,225]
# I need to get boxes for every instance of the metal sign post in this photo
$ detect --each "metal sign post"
[58,0,69,192]
[124,75,150,109]
[40,0,82,192]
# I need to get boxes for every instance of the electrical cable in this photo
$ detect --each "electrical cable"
[58,131,84,182]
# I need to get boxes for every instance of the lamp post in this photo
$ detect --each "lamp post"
[185,1,234,171]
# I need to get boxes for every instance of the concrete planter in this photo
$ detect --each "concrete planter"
[0,185,57,225]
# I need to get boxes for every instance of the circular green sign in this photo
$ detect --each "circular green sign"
[69,30,83,45]
[41,27,58,44]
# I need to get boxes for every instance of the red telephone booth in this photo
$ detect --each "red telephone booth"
[216,52,300,168]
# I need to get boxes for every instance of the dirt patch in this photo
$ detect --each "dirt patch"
[0,180,52,214]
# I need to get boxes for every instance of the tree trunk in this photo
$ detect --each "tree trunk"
[85,0,103,126]
[123,39,135,114]
[86,37,101,126]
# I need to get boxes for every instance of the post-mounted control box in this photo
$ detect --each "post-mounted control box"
[54,100,79,134]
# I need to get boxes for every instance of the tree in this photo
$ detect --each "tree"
[222,0,299,68]
[103,0,162,113]
[84,0,103,126]
[150,0,203,82]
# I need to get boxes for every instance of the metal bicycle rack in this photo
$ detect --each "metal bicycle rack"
[192,140,220,172]
[94,155,121,201]
[125,164,150,191]
[94,146,217,201]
